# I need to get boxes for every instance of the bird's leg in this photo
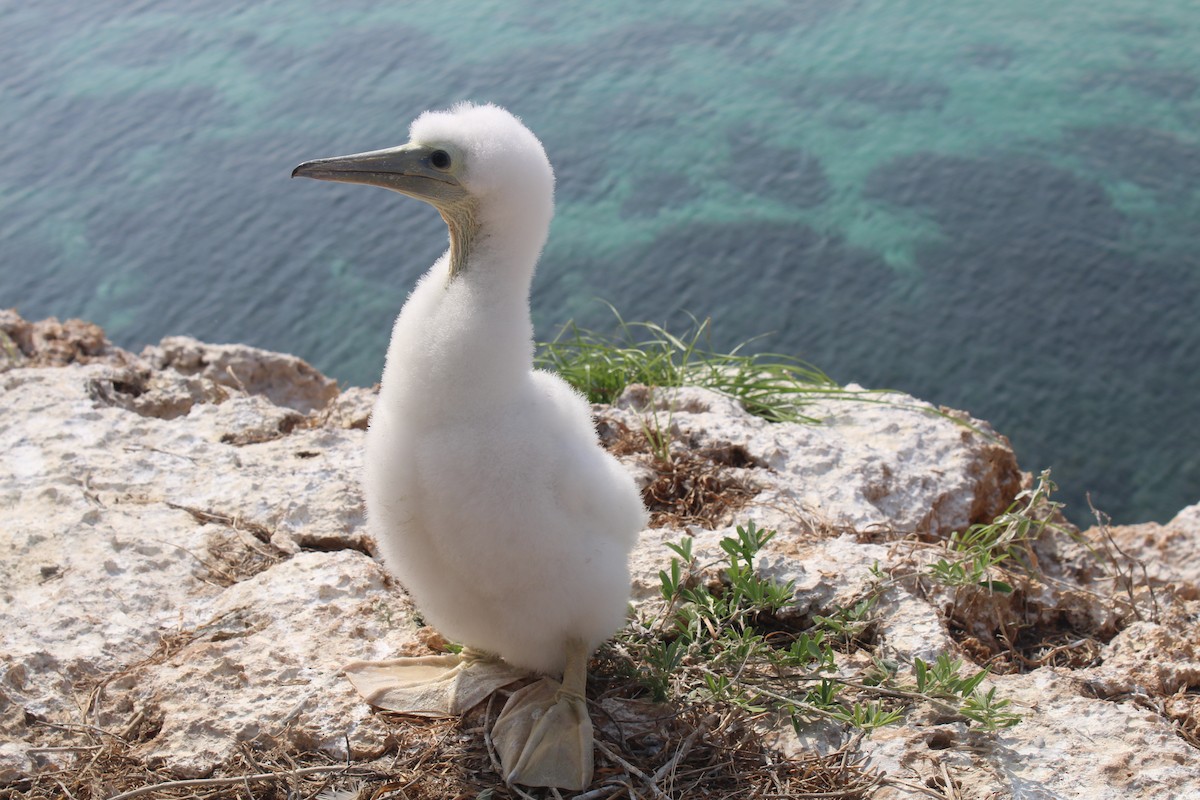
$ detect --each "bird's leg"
[342,646,524,718]
[492,638,594,790]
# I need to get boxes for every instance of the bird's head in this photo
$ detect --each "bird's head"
[293,103,554,280]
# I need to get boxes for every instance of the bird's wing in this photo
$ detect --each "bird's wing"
[533,371,647,543]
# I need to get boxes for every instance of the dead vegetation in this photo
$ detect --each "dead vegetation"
[166,503,287,586]
[1165,691,1200,750]
[8,733,385,800]
[861,475,1134,677]
[8,662,882,800]
[953,606,1111,678]
[599,417,761,530]
[575,652,882,800]
[7,715,880,800]
[641,448,758,531]
[929,503,1159,678]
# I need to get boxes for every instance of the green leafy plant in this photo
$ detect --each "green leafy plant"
[633,522,815,702]
[620,522,1022,737]
[812,597,876,643]
[926,469,1065,593]
[829,699,904,731]
[912,654,989,699]
[638,386,676,464]
[663,522,796,648]
[960,687,1022,731]
[720,522,796,616]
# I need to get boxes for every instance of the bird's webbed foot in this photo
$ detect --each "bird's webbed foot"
[491,639,593,790]
[343,648,523,717]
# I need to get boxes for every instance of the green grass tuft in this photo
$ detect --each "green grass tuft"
[536,305,869,423]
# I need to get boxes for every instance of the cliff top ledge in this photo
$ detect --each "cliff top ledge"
[2,310,1196,798]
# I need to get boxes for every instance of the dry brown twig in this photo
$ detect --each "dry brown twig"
[1086,495,1160,623]
[103,764,371,800]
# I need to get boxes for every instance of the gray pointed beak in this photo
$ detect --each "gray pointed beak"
[292,142,465,207]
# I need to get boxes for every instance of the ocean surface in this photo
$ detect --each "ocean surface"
[1,1,1197,525]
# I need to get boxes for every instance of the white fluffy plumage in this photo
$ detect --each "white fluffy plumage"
[360,104,647,675]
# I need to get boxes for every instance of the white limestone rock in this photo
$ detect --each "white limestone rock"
[103,551,413,776]
[1,312,1196,798]
[143,336,339,414]
[862,669,1199,800]
[1082,502,1200,599]
[611,384,1022,539]
[0,327,386,779]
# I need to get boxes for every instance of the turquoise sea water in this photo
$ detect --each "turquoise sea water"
[1,1,1197,525]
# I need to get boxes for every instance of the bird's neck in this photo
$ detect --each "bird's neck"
[444,197,551,290]
[441,197,481,283]
[450,222,540,358]
[406,209,547,395]
[447,196,550,298]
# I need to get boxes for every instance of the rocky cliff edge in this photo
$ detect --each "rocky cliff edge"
[1,310,1196,799]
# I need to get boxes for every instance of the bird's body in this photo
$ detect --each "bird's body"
[366,248,643,674]
[295,104,645,789]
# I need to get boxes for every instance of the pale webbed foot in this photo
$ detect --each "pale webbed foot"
[492,639,593,790]
[343,648,524,717]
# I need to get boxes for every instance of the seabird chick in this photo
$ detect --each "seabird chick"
[293,103,647,790]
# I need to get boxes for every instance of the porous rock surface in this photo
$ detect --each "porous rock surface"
[1,311,1196,797]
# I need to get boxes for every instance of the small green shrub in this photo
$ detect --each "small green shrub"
[926,469,1066,594]
[619,522,1021,735]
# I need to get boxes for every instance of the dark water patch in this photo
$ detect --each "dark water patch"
[607,89,707,130]
[556,2,833,61]
[865,152,1124,244]
[1068,125,1200,196]
[711,1,835,41]
[864,151,1200,523]
[1079,67,1198,101]
[1113,18,1174,38]
[826,75,950,113]
[450,2,834,114]
[0,88,231,188]
[0,216,63,308]
[0,86,235,325]
[112,0,238,20]
[777,73,951,114]
[959,43,1016,70]
[268,25,447,92]
[38,129,439,384]
[89,25,204,68]
[450,29,664,113]
[174,136,439,377]
[0,10,68,93]
[452,38,684,124]
[726,132,831,208]
[827,113,872,131]
[619,170,697,219]
[686,2,838,64]
[540,89,705,204]
[539,218,900,375]
[245,25,450,131]
[549,140,620,204]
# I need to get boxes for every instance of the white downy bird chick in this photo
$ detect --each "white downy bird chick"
[294,103,647,789]
[364,103,645,673]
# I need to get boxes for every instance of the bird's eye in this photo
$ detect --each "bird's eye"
[430,150,452,170]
